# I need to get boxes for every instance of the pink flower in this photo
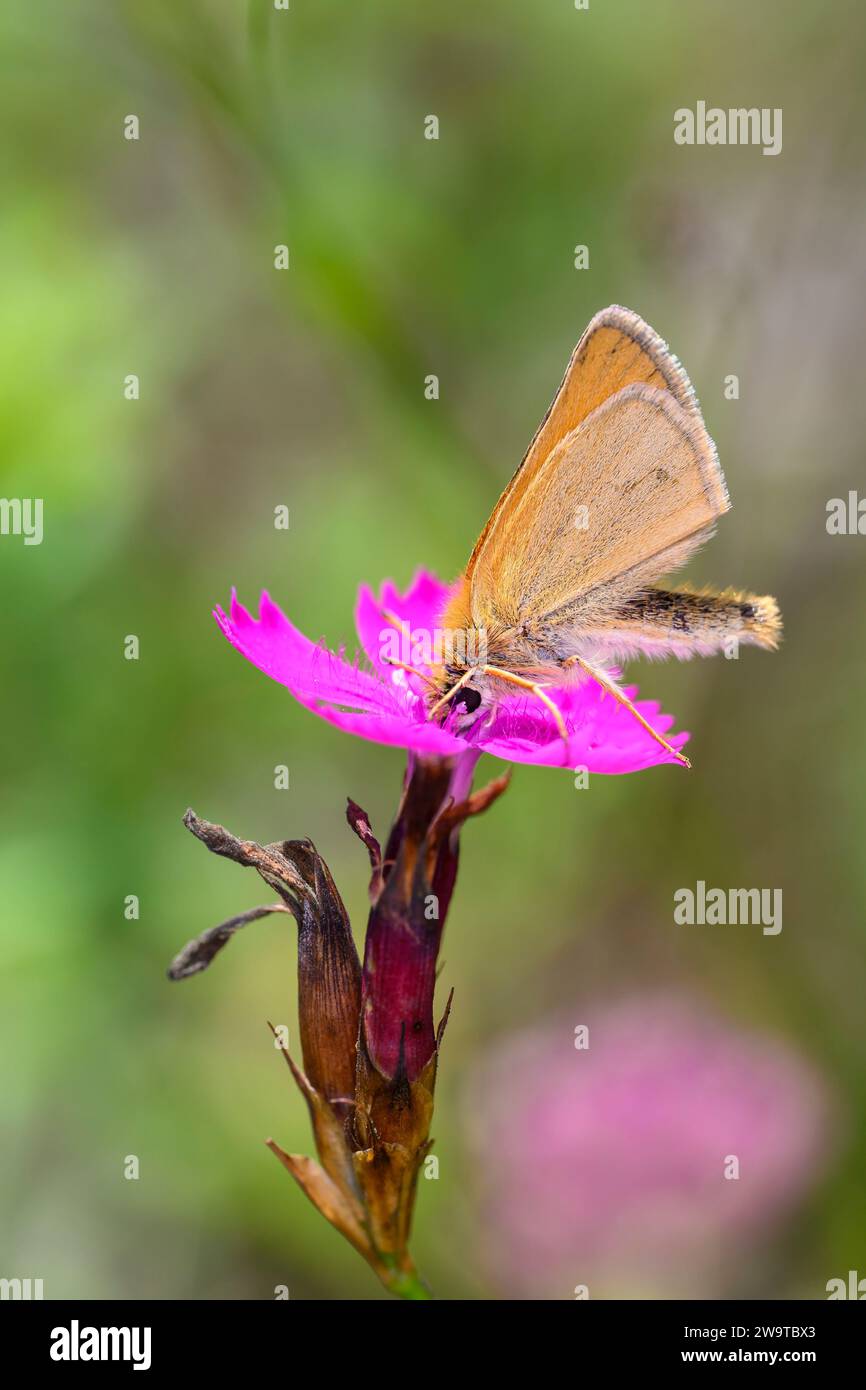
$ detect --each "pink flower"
[466,995,830,1299]
[214,570,688,773]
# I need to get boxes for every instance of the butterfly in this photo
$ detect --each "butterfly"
[395,306,781,766]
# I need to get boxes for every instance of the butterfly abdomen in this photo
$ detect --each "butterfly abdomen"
[610,586,782,655]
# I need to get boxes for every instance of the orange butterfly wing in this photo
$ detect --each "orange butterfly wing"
[468,383,729,634]
[464,305,710,585]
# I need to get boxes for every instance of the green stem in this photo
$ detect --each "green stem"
[380,1256,433,1301]
[387,1270,433,1301]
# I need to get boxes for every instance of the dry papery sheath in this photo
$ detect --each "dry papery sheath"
[169,753,508,1299]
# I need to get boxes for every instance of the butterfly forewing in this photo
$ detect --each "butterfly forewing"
[464,305,708,585]
[469,383,729,634]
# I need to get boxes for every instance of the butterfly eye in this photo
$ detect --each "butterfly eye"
[451,685,482,713]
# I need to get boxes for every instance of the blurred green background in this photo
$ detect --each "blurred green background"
[1,0,865,1299]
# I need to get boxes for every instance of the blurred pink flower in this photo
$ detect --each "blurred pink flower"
[214,570,689,774]
[466,996,830,1298]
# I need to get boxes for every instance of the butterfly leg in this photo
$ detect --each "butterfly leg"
[381,656,440,693]
[374,605,443,697]
[427,667,475,719]
[563,656,690,768]
[378,605,405,632]
[480,665,571,764]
